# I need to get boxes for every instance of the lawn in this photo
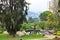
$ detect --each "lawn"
[0,34,44,40]
[0,34,20,40]
[0,34,53,40]
[21,34,44,40]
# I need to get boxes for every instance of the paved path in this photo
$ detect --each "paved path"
[44,34,56,39]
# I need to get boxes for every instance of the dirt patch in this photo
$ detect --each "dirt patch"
[54,36,60,40]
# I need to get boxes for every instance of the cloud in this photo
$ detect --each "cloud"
[26,0,49,12]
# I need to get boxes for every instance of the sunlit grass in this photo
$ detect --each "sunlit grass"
[21,34,44,39]
[0,34,53,40]
[0,34,20,40]
[0,34,44,40]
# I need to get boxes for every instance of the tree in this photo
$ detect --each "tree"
[46,13,58,30]
[56,12,60,31]
[39,11,52,21]
[0,0,29,36]
[28,17,34,23]
[21,22,32,31]
[39,21,46,29]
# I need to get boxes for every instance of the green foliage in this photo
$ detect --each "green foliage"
[32,21,46,30]
[39,10,59,30]
[39,11,52,21]
[39,21,46,29]
[33,22,40,30]
[56,27,60,31]
[0,0,29,36]
[28,17,34,23]
[56,31,60,36]
[56,13,60,30]
[53,31,60,36]
[21,22,32,31]
[21,21,46,30]
[46,13,58,30]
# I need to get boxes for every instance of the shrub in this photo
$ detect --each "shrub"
[56,31,60,36]
[21,23,32,31]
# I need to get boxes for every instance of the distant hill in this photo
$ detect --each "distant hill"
[26,11,39,18]
[33,18,39,21]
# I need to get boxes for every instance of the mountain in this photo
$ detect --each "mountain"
[33,18,39,21]
[26,11,39,18]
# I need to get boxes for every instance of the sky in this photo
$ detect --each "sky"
[26,0,50,13]
[26,0,50,18]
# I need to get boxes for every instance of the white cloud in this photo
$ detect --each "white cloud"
[26,0,50,12]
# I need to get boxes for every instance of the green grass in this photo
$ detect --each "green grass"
[0,34,20,40]
[21,34,44,39]
[0,34,53,40]
[0,34,44,40]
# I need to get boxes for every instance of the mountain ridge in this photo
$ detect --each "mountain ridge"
[26,11,40,18]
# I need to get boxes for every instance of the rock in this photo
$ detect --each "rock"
[3,31,9,34]
[22,30,30,35]
[22,30,26,34]
[25,32,30,35]
[16,31,25,37]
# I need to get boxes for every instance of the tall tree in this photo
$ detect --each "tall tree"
[46,13,58,30]
[0,0,29,36]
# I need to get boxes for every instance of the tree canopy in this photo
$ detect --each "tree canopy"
[39,11,52,21]
[0,0,29,36]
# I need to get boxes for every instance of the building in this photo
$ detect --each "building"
[49,0,58,13]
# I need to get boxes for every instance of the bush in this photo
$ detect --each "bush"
[56,31,60,36]
[53,31,60,36]
[53,32,56,35]
[21,23,32,31]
